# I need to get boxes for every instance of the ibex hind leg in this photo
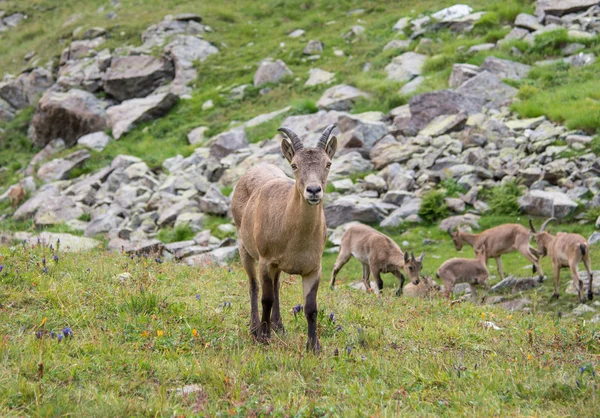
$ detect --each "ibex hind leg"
[330,250,352,290]
[271,270,285,333]
[258,261,275,343]
[583,253,594,301]
[239,245,260,338]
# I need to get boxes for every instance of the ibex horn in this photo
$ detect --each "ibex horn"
[278,127,303,151]
[528,219,536,233]
[419,252,425,262]
[540,217,556,232]
[411,252,415,262]
[317,124,336,149]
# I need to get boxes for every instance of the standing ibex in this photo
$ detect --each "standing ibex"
[449,224,541,280]
[8,184,26,209]
[437,247,490,303]
[231,124,337,352]
[330,223,423,296]
[529,218,594,303]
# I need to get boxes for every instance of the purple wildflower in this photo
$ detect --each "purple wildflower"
[154,258,163,264]
[35,331,43,339]
[0,265,3,273]
[57,333,64,342]
[292,304,303,315]
[333,348,339,357]
[329,313,335,322]
[346,346,352,355]
[63,327,73,337]
[195,294,201,300]
[336,325,343,332]
[361,355,366,361]
[53,255,59,263]
[580,366,585,374]
[576,380,581,388]
[228,267,233,273]
[50,332,56,338]
[87,268,91,273]
[43,267,49,274]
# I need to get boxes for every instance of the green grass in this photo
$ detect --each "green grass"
[481,180,524,216]
[2,216,600,416]
[157,223,196,244]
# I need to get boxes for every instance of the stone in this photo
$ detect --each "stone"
[382,190,414,206]
[84,27,107,39]
[56,51,109,93]
[449,63,481,88]
[0,98,14,121]
[21,232,100,252]
[562,43,586,55]
[408,90,485,132]
[34,196,83,226]
[419,112,467,137]
[37,150,91,183]
[563,52,596,67]
[439,214,480,232]
[589,232,600,246]
[572,304,596,316]
[253,59,292,87]
[518,190,579,219]
[77,131,111,151]
[501,298,531,311]
[31,89,107,147]
[317,84,369,111]
[343,25,365,40]
[60,37,105,63]
[468,43,495,54]
[329,152,373,181]
[0,68,54,109]
[370,142,420,170]
[456,71,518,110]
[13,185,61,220]
[209,128,248,160]
[392,17,410,32]
[187,126,209,145]
[337,115,388,151]
[380,198,422,227]
[108,238,163,255]
[383,40,411,51]
[107,93,179,139]
[243,106,291,128]
[535,0,600,17]
[514,13,544,31]
[432,4,473,21]
[184,245,238,266]
[501,27,530,43]
[325,198,385,228]
[288,29,305,38]
[104,55,174,101]
[303,40,324,55]
[385,52,427,82]
[305,68,335,87]
[399,76,424,95]
[85,211,124,237]
[480,56,531,81]
[505,116,546,130]
[445,197,466,213]
[199,185,229,216]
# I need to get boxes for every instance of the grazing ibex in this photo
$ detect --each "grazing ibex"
[8,184,26,209]
[437,247,490,303]
[329,223,423,296]
[403,275,440,298]
[449,224,541,280]
[231,124,337,352]
[529,218,594,303]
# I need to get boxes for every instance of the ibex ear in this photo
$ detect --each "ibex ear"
[404,251,409,263]
[325,136,337,159]
[281,138,295,163]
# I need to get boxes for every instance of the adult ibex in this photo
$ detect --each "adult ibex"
[529,218,594,303]
[449,224,541,280]
[330,223,423,296]
[437,247,490,303]
[231,124,337,352]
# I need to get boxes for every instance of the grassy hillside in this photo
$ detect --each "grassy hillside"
[1,227,600,416]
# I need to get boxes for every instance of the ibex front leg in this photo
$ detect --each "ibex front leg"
[258,261,275,343]
[271,270,284,333]
[239,245,260,337]
[302,270,321,353]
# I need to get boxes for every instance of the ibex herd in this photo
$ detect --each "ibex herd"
[232,124,596,352]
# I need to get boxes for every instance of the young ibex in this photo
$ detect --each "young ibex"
[329,223,423,296]
[437,247,490,303]
[529,218,594,303]
[403,275,440,298]
[231,124,337,352]
[449,224,541,280]
[8,184,26,209]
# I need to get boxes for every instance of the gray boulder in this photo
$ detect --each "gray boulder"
[37,150,91,183]
[337,115,388,151]
[0,68,53,109]
[253,59,292,87]
[439,214,480,232]
[514,13,544,31]
[480,56,531,80]
[21,232,101,252]
[535,0,600,17]
[303,40,324,55]
[370,141,420,169]
[107,93,179,139]
[456,71,518,110]
[77,131,111,151]
[209,128,248,160]
[317,84,369,111]
[380,198,422,228]
[14,185,61,220]
[518,190,579,219]
[31,89,107,147]
[328,151,373,181]
[407,90,484,133]
[325,198,385,228]
[34,196,83,226]
[187,126,209,145]
[104,55,175,101]
[199,185,229,216]
[305,68,335,87]
[0,97,14,121]
[385,52,426,82]
[449,63,482,88]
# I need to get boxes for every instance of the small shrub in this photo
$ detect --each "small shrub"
[517,84,540,100]
[78,213,91,222]
[530,29,569,57]
[584,206,600,223]
[423,54,455,74]
[418,190,450,223]
[483,181,524,216]
[292,99,318,115]
[440,179,466,197]
[591,135,600,155]
[157,224,195,243]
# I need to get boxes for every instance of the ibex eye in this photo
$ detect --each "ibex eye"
[291,164,298,170]
[326,163,331,169]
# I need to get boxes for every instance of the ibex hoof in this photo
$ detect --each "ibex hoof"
[272,323,285,334]
[588,293,594,301]
[306,339,321,354]
[551,293,559,300]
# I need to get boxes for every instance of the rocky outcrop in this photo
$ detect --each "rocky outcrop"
[385,52,426,82]
[37,150,91,183]
[104,55,175,101]
[317,84,369,111]
[253,60,293,87]
[31,89,108,147]
[0,68,54,109]
[107,93,179,139]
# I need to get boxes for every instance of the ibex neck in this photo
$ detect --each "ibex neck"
[287,186,324,232]
[460,232,479,246]
[539,232,555,247]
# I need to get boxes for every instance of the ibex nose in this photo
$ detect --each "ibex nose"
[306,185,322,195]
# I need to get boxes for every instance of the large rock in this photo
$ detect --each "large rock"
[199,185,229,215]
[253,59,293,87]
[456,71,518,110]
[37,150,91,183]
[536,0,600,17]
[370,142,420,170]
[184,245,239,267]
[325,198,385,228]
[407,90,484,133]
[518,190,579,219]
[0,98,14,121]
[104,55,175,101]
[20,232,101,252]
[514,13,544,31]
[385,52,427,82]
[432,4,473,21]
[303,40,324,55]
[0,68,54,109]
[419,113,467,137]
[439,214,480,232]
[56,53,108,93]
[317,84,369,111]
[480,56,531,81]
[77,131,111,151]
[31,89,108,147]
[106,93,179,139]
[337,115,388,151]
[328,152,373,181]
[209,128,248,160]
[60,37,106,63]
[14,185,61,220]
[449,64,481,88]
[380,198,422,228]
[34,196,83,226]
[305,68,335,87]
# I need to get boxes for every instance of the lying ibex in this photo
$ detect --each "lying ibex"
[8,184,26,209]
[529,218,594,303]
[403,275,440,298]
[330,223,423,296]
[437,247,490,303]
[231,124,337,352]
[449,224,541,280]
